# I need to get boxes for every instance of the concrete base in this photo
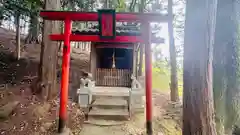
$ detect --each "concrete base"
[87,96,130,120]
[91,87,130,97]
[77,88,92,108]
[77,86,146,120]
[130,88,144,113]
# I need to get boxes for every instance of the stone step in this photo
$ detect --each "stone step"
[88,107,129,117]
[84,119,125,126]
[91,87,130,97]
[91,98,128,107]
[91,91,129,97]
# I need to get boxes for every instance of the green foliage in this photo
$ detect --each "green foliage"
[62,0,97,11]
[152,67,170,91]
[0,5,5,21]
[116,0,127,12]
[151,65,183,96]
[2,0,30,16]
[0,0,42,22]
[153,60,169,75]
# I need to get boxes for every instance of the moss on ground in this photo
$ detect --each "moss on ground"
[154,119,182,135]
[153,103,182,135]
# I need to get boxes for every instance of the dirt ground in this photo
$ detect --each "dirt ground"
[0,27,86,135]
[0,27,182,135]
[0,86,84,135]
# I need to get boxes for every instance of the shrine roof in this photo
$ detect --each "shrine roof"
[71,23,165,43]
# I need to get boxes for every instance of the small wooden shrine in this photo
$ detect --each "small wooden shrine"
[40,9,167,135]
[72,23,164,87]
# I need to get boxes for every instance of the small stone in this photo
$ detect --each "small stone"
[12,113,16,116]
[0,101,19,119]
[1,131,5,134]
[0,84,5,90]
[43,122,53,130]
[12,126,16,130]
[40,126,46,132]
[71,102,76,106]
[33,103,51,117]
[7,92,13,95]
[0,93,4,99]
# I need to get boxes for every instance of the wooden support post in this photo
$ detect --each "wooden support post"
[143,22,153,135]
[90,43,97,80]
[135,44,139,78]
[16,14,21,60]
[132,44,137,77]
[58,19,72,133]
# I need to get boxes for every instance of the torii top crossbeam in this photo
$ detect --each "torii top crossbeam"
[40,11,168,43]
[40,10,167,135]
[40,11,169,22]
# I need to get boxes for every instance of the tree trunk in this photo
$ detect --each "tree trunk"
[138,0,145,77]
[224,1,240,133]
[34,0,61,100]
[15,14,20,60]
[182,0,218,134]
[25,14,40,44]
[168,0,179,102]
[129,0,137,12]
[213,0,230,134]
[104,0,109,8]
[213,1,240,134]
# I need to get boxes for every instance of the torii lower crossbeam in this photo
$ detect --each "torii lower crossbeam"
[50,35,143,43]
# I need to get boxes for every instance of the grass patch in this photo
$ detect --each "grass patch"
[142,59,183,96]
[152,68,170,92]
[151,68,183,96]
[178,78,183,96]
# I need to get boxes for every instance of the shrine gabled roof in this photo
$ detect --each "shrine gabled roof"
[71,23,165,43]
[72,23,141,36]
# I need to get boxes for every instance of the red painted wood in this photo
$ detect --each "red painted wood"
[50,34,143,43]
[59,19,71,132]
[100,14,114,37]
[40,11,168,22]
[144,23,153,134]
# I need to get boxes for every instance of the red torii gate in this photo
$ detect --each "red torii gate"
[40,10,168,135]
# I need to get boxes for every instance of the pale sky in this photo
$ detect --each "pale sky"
[157,23,170,57]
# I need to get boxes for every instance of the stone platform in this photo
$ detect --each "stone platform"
[77,84,144,120]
